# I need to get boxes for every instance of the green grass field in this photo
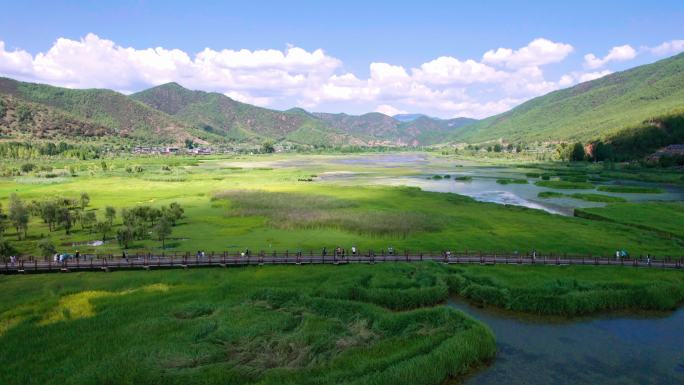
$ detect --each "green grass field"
[576,202,684,239]
[0,263,495,385]
[2,262,683,384]
[2,153,683,384]
[0,154,682,257]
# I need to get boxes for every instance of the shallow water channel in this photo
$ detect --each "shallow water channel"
[316,154,684,216]
[448,298,684,385]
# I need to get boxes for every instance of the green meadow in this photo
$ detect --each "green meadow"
[2,262,684,385]
[1,153,684,385]
[0,154,682,257]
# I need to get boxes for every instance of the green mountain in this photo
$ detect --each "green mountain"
[454,52,684,144]
[313,112,476,145]
[0,77,196,144]
[130,83,353,146]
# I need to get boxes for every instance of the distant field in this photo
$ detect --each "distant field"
[576,202,684,240]
[0,154,682,257]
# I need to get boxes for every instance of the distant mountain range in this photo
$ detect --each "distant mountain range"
[1,52,683,149]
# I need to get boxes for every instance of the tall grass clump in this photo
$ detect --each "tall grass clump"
[213,190,444,237]
[535,180,594,189]
[496,178,528,185]
[448,265,684,316]
[597,185,664,193]
[0,264,495,385]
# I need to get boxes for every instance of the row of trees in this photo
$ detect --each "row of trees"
[116,203,184,249]
[0,141,101,160]
[556,141,614,162]
[0,193,185,257]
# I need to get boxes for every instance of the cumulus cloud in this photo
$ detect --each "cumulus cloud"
[0,33,341,95]
[482,38,574,68]
[648,39,684,56]
[375,104,407,116]
[412,57,507,84]
[0,33,648,119]
[583,44,637,69]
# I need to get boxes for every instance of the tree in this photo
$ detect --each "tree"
[116,226,134,249]
[94,220,112,242]
[570,142,586,162]
[20,163,36,173]
[105,206,116,225]
[38,238,56,258]
[152,217,172,249]
[39,201,58,232]
[80,192,90,210]
[163,202,184,225]
[16,104,32,124]
[493,144,503,152]
[144,207,162,227]
[592,141,613,162]
[57,207,74,235]
[8,194,29,240]
[261,141,275,154]
[0,238,17,259]
[184,139,195,149]
[0,202,5,236]
[82,211,97,232]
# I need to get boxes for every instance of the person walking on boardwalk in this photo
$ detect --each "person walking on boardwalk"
[351,246,357,256]
[322,247,327,257]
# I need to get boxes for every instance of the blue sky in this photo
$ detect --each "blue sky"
[1,0,683,118]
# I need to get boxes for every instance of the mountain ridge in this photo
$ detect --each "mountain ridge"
[2,52,684,149]
[454,52,684,144]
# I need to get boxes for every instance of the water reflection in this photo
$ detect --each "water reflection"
[449,298,684,385]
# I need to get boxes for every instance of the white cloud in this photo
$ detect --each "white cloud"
[583,44,637,69]
[482,38,574,68]
[0,33,652,119]
[375,104,407,116]
[412,56,507,84]
[648,39,684,56]
[558,70,613,87]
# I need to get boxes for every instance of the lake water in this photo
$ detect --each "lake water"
[448,298,684,385]
[315,154,684,216]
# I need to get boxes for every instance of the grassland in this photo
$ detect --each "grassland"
[597,185,664,194]
[0,156,680,255]
[449,264,684,316]
[0,263,495,385]
[2,262,683,384]
[0,154,682,258]
[538,191,627,203]
[534,180,595,189]
[1,153,683,384]
[575,202,684,240]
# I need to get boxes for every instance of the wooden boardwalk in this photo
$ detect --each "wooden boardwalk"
[2,252,682,274]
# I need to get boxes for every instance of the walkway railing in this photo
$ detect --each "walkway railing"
[1,250,682,274]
